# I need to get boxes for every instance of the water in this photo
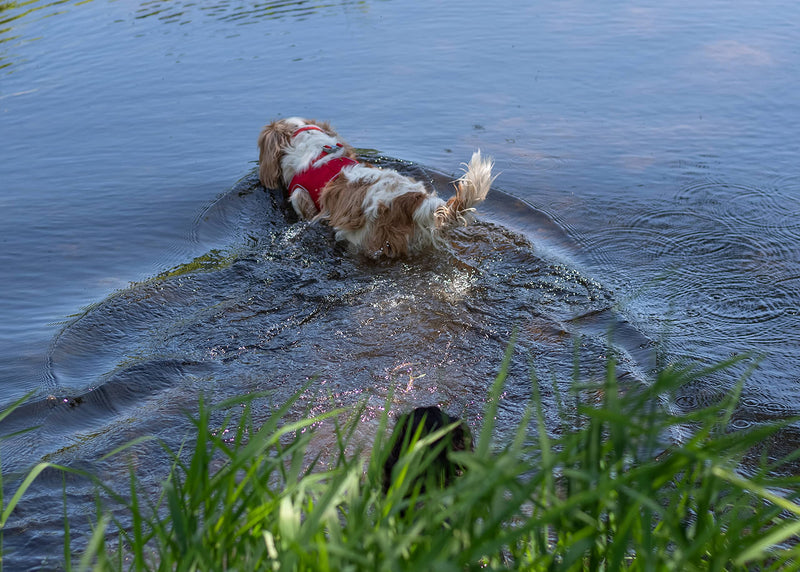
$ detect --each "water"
[2,0,799,567]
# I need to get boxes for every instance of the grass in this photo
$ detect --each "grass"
[3,349,800,571]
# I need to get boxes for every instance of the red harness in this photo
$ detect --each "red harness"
[288,126,358,210]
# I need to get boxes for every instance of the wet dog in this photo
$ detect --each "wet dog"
[257,117,495,258]
[382,406,472,494]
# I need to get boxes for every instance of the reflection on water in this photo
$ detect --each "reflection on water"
[133,0,368,24]
[0,1,83,71]
[0,0,366,72]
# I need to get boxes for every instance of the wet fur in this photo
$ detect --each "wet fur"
[383,406,473,494]
[257,117,495,258]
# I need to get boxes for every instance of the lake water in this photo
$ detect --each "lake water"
[2,0,799,567]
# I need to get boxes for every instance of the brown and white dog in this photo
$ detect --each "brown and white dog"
[257,117,495,258]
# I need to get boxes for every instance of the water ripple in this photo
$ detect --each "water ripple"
[585,178,800,332]
[133,0,367,24]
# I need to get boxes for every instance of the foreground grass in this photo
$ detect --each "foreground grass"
[4,352,800,570]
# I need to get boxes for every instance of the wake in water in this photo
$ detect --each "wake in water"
[0,156,653,568]
[4,156,653,468]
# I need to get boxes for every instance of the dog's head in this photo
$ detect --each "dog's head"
[257,117,341,190]
[382,406,473,494]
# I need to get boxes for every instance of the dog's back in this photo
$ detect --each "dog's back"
[258,118,495,258]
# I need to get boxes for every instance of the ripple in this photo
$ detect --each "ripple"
[670,231,797,277]
[672,384,728,412]
[132,0,366,25]
[729,417,754,430]
[669,285,799,346]
[739,395,800,420]
[703,290,788,324]
[677,180,800,241]
[581,205,742,272]
[586,225,685,268]
[583,181,800,351]
[0,0,86,73]
[508,151,568,172]
[676,180,788,214]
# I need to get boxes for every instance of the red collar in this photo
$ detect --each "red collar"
[292,125,324,137]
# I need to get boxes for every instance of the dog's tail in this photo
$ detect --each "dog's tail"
[434,150,495,228]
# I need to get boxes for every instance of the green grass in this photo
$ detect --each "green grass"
[4,351,800,571]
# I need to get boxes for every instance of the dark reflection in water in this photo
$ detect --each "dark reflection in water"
[1,0,83,71]
[133,0,368,24]
[0,159,653,567]
[0,0,366,72]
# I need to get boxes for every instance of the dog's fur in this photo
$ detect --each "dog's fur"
[258,117,495,258]
[382,406,472,494]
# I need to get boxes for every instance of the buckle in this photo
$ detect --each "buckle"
[322,143,344,154]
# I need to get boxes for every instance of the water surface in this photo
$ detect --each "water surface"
[1,0,799,568]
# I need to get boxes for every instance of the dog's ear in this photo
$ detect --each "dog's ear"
[257,120,294,189]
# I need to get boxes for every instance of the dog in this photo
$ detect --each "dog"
[382,406,473,494]
[257,117,495,258]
